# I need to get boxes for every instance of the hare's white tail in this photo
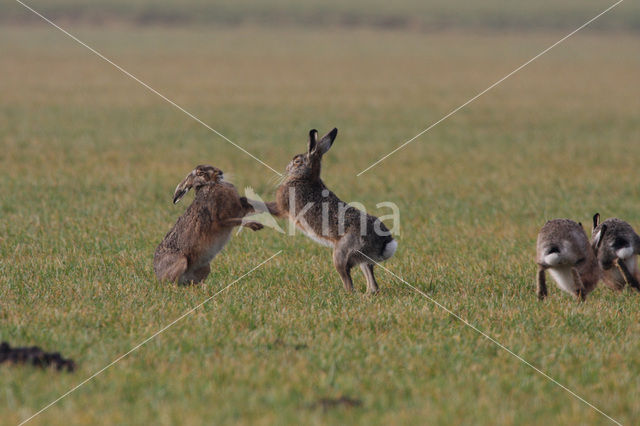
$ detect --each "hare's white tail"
[382,240,398,260]
[542,246,565,266]
[617,246,634,260]
[544,252,561,266]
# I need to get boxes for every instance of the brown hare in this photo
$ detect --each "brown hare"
[591,213,640,292]
[154,165,263,284]
[535,219,600,301]
[265,128,397,294]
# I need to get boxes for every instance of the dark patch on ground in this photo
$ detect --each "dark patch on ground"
[0,341,76,372]
[267,338,308,351]
[310,396,363,411]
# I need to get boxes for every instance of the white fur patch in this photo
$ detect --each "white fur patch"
[544,253,561,266]
[548,266,577,296]
[625,255,638,275]
[382,240,398,259]
[592,230,602,248]
[295,222,334,247]
[303,230,334,247]
[616,246,634,260]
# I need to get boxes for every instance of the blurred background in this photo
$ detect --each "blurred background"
[4,0,640,31]
[2,1,640,425]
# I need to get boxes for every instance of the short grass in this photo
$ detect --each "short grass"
[1,21,640,425]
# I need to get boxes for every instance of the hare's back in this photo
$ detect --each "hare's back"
[536,219,589,264]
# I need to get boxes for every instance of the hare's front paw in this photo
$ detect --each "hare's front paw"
[246,221,264,231]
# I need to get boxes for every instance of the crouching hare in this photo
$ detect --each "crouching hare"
[535,219,600,301]
[154,165,263,284]
[591,213,640,292]
[266,128,397,294]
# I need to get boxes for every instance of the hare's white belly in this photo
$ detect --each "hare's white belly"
[304,231,334,248]
[624,255,637,275]
[548,266,577,295]
[294,220,334,248]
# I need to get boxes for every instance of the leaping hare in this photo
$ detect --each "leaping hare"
[591,213,640,292]
[535,219,600,301]
[154,165,263,284]
[266,128,397,294]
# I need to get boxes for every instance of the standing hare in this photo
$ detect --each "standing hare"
[591,213,640,292]
[266,128,397,294]
[535,219,600,301]
[154,165,263,284]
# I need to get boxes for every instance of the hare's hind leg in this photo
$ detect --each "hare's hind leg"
[615,257,640,292]
[333,254,354,292]
[192,264,211,284]
[155,252,188,283]
[536,265,547,300]
[333,243,354,292]
[360,263,379,294]
[571,268,587,301]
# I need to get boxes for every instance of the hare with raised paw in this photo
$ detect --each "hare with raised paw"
[265,128,397,294]
[154,165,263,284]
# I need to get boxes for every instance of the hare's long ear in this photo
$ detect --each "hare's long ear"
[173,170,196,204]
[308,129,318,154]
[313,127,337,156]
[593,213,600,230]
[593,224,607,250]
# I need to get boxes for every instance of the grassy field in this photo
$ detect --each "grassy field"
[1,11,640,426]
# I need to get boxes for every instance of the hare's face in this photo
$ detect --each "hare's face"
[285,154,312,179]
[173,165,224,204]
[282,128,338,181]
[193,165,224,187]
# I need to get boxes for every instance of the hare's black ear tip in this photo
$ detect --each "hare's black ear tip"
[173,190,186,204]
[331,127,338,136]
[309,129,318,137]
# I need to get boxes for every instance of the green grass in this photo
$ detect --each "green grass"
[1,22,640,425]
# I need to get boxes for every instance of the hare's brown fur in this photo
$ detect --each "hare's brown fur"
[591,214,640,292]
[154,165,262,284]
[267,128,397,293]
[535,219,600,301]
